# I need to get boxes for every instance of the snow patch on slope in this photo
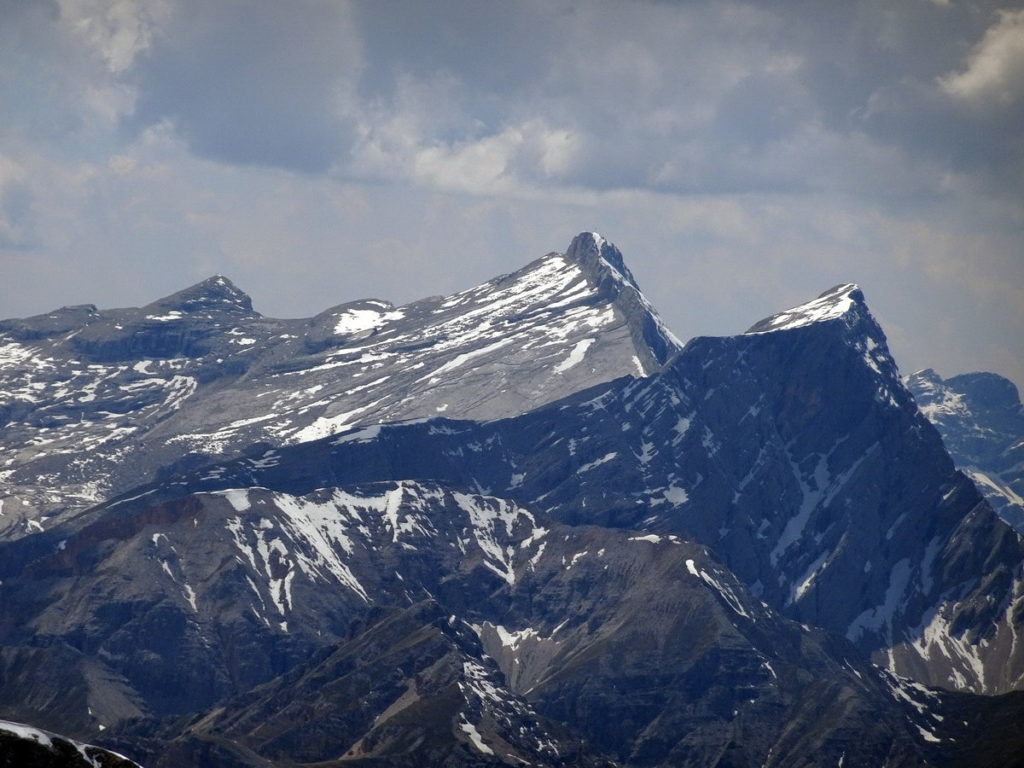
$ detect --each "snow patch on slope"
[747,284,859,333]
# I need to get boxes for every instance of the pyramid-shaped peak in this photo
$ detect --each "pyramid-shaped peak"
[745,283,865,334]
[564,232,640,290]
[147,275,255,314]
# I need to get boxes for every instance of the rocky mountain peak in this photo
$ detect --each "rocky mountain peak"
[745,282,865,334]
[558,232,681,368]
[946,371,1022,413]
[908,369,1023,422]
[145,274,255,315]
[563,231,641,291]
[0,303,101,340]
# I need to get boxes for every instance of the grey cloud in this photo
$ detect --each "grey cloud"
[0,179,36,249]
[127,1,362,172]
[781,0,1024,197]
[98,0,1022,203]
[940,9,1024,106]
[350,0,561,105]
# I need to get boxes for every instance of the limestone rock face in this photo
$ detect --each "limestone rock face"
[119,281,1024,695]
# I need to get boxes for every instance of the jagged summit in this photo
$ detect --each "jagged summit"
[908,367,942,383]
[564,231,641,291]
[145,274,255,315]
[745,283,864,334]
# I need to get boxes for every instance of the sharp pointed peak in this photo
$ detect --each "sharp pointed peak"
[563,231,640,290]
[745,283,867,334]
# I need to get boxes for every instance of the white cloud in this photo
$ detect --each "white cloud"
[940,9,1024,106]
[356,116,582,196]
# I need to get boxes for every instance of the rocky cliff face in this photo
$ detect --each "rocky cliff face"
[907,368,1024,532]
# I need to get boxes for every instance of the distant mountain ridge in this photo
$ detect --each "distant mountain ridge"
[907,368,1024,532]
[0,232,680,539]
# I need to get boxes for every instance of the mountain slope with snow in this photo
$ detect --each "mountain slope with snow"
[99,282,1024,695]
[0,472,948,767]
[0,719,140,767]
[4,234,1024,765]
[0,233,679,538]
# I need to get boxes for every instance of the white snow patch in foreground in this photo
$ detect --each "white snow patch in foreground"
[0,721,52,747]
[630,534,664,544]
[0,719,140,766]
[223,489,251,512]
[663,485,689,505]
[685,559,750,618]
[577,452,617,473]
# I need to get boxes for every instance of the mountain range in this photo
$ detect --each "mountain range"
[1,233,1023,767]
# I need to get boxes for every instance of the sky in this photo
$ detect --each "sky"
[1,0,1022,389]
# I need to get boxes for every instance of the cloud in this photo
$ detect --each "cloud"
[127,0,363,172]
[940,9,1024,107]
[57,0,172,74]
[0,155,36,249]
[8,0,995,207]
